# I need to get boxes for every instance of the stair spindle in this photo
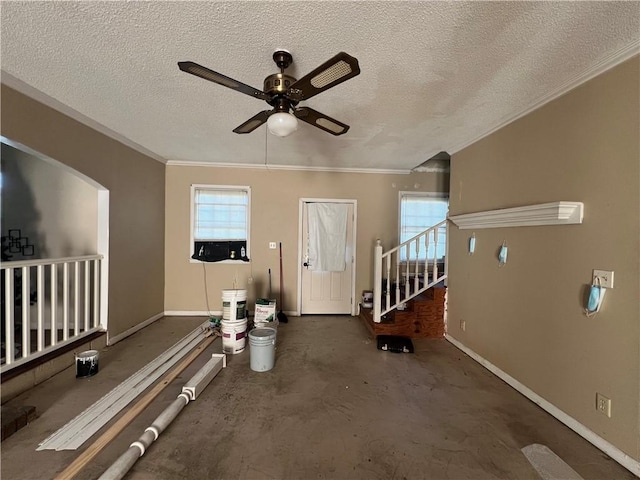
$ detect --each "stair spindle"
[414,237,420,293]
[424,232,430,284]
[404,244,410,300]
[386,254,392,311]
[395,251,400,307]
[432,227,439,282]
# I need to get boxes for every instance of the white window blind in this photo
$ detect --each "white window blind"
[193,187,249,241]
[399,193,448,260]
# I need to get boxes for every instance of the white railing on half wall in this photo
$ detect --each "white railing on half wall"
[1,254,105,373]
[373,220,448,323]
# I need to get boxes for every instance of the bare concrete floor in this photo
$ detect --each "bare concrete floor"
[1,316,634,480]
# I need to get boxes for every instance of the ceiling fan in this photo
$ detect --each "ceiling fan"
[178,50,360,137]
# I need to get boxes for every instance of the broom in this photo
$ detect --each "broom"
[277,242,288,323]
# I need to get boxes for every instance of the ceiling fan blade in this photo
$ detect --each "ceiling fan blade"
[293,107,350,136]
[287,52,360,102]
[178,61,270,101]
[233,110,273,134]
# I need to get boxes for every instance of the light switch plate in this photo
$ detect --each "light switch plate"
[592,270,614,288]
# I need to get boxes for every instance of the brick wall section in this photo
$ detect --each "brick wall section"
[360,287,446,338]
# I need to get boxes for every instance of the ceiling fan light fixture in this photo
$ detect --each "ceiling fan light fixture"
[267,112,298,137]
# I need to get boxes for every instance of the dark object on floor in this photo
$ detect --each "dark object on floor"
[377,335,414,353]
[277,242,288,323]
[2,405,36,441]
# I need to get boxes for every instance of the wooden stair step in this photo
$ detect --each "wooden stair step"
[359,287,446,339]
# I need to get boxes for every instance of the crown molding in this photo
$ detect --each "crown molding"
[412,164,450,173]
[449,202,584,229]
[1,71,168,165]
[450,41,640,155]
[166,159,412,175]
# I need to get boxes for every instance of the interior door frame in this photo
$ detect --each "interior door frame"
[296,198,357,316]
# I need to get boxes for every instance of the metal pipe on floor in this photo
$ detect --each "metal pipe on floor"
[97,354,226,480]
[98,395,190,480]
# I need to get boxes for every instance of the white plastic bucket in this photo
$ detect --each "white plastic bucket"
[222,289,247,321]
[249,327,277,372]
[254,298,278,329]
[221,317,248,354]
[362,290,374,308]
[76,350,99,378]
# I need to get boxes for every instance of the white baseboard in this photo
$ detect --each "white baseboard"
[163,310,298,318]
[107,312,164,345]
[107,309,299,346]
[445,334,640,478]
[164,310,221,317]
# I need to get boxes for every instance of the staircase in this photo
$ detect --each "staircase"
[360,286,446,338]
[360,220,448,338]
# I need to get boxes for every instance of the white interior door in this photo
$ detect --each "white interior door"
[300,201,355,314]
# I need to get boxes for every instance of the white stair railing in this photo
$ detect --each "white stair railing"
[1,255,104,373]
[373,220,447,323]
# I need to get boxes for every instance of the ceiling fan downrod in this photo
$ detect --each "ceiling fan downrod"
[272,49,293,72]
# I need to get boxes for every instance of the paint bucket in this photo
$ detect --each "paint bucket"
[222,289,247,321]
[76,350,99,378]
[249,327,277,372]
[221,317,248,354]
[254,298,277,328]
[362,290,373,308]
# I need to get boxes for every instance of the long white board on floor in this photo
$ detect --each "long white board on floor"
[37,321,210,451]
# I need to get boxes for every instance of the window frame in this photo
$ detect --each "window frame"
[190,184,251,264]
[398,191,449,261]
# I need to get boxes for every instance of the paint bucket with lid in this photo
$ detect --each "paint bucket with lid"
[76,350,99,378]
[222,289,247,321]
[362,290,374,308]
[221,317,248,354]
[249,327,277,372]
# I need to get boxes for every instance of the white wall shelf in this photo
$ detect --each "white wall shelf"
[449,201,583,229]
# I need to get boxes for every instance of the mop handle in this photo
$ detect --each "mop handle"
[279,243,284,306]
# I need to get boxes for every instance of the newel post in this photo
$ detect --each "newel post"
[373,239,383,323]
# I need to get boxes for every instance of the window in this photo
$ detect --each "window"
[191,185,250,262]
[399,192,448,260]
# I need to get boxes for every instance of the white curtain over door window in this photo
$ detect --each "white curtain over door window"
[307,203,348,271]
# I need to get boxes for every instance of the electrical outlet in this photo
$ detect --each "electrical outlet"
[269,242,277,249]
[460,319,466,332]
[596,393,612,417]
[247,277,253,284]
[592,270,614,289]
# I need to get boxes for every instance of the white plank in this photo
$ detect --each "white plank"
[37,321,210,451]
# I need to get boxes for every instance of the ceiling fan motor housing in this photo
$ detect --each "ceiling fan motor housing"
[265,50,298,111]
[264,73,297,96]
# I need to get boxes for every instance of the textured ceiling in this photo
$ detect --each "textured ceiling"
[2,1,639,172]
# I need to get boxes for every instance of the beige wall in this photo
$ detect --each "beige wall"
[2,143,98,259]
[1,85,166,339]
[447,57,639,459]
[165,166,448,313]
